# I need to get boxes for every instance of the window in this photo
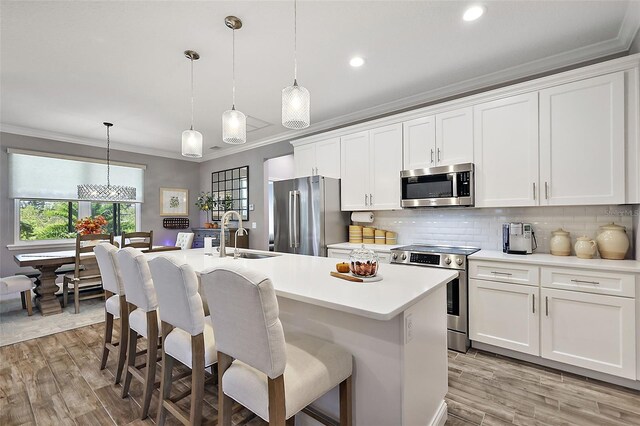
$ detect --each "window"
[17,199,139,243]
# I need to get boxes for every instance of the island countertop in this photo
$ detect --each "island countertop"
[145,248,457,321]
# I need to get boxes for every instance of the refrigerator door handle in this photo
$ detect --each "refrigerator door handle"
[290,190,300,248]
[288,191,295,248]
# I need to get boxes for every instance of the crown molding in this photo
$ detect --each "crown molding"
[0,124,200,162]
[619,1,640,50]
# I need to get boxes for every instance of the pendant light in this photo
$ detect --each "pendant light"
[222,16,246,145]
[182,50,203,158]
[282,0,310,129]
[77,123,137,202]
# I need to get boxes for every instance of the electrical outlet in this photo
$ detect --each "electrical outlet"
[251,222,257,229]
[249,204,254,211]
[405,313,413,343]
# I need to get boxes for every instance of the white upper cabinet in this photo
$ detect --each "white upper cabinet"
[341,124,402,211]
[403,116,436,170]
[474,93,540,207]
[293,137,341,179]
[435,107,473,166]
[402,107,473,170]
[539,72,625,205]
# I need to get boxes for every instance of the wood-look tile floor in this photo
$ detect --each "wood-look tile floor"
[1,321,639,426]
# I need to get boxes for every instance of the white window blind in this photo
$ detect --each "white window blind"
[8,149,145,203]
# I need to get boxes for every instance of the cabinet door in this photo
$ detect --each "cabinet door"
[315,137,341,179]
[474,93,539,207]
[403,116,436,170]
[435,107,473,166]
[370,123,403,210]
[340,131,370,211]
[539,72,625,205]
[541,288,636,379]
[469,279,539,355]
[294,144,316,178]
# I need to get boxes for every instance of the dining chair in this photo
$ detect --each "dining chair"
[175,232,194,250]
[94,242,129,384]
[148,255,216,426]
[117,247,162,419]
[201,266,353,426]
[121,231,153,250]
[0,275,34,316]
[63,233,114,314]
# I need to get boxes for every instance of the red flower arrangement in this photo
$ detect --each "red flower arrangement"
[75,215,108,236]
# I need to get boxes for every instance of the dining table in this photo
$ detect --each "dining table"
[13,245,181,316]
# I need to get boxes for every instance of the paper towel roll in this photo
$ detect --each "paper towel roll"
[351,211,374,223]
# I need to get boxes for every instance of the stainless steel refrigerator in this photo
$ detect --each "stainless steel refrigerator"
[273,176,349,256]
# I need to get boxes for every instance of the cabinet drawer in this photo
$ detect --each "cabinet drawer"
[541,267,635,298]
[470,261,539,286]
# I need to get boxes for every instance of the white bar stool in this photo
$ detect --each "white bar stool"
[149,256,216,426]
[201,265,353,426]
[117,247,162,419]
[175,232,195,250]
[0,275,34,316]
[94,242,129,384]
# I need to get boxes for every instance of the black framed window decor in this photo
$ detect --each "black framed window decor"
[211,165,249,221]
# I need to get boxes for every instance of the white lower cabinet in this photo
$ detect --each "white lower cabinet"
[469,278,539,355]
[540,287,636,379]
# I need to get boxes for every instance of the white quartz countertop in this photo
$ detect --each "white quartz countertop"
[327,242,403,252]
[470,250,640,273]
[145,249,457,321]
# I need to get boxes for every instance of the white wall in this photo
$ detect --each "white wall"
[371,205,637,259]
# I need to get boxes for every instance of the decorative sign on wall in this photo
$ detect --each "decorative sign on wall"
[160,187,189,216]
[211,166,249,220]
[163,217,190,229]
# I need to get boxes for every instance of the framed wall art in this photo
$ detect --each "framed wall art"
[160,187,189,216]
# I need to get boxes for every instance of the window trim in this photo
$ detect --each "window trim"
[11,199,141,249]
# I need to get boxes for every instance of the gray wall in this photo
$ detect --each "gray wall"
[630,28,640,55]
[0,132,200,276]
[198,141,294,250]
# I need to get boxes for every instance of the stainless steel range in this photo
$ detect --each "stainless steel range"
[390,244,480,353]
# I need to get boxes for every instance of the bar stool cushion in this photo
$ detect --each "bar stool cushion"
[105,294,121,318]
[163,317,216,368]
[222,336,353,421]
[175,232,195,250]
[0,275,33,295]
[129,308,162,338]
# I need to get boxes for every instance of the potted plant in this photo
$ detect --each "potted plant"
[195,192,216,228]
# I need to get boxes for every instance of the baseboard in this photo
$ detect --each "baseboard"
[430,400,448,426]
[472,341,640,391]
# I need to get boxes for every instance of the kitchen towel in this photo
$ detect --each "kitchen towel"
[351,211,374,223]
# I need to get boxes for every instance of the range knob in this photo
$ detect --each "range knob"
[392,253,398,260]
[444,257,452,265]
[401,253,407,260]
[456,258,464,266]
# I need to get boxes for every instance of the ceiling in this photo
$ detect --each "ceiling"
[1,1,639,162]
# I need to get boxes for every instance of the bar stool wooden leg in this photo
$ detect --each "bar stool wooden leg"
[101,310,114,370]
[268,375,286,426]
[217,352,234,426]
[141,310,159,419]
[189,334,205,426]
[157,322,174,426]
[23,290,33,316]
[339,376,353,426]
[114,296,129,384]
[121,327,138,398]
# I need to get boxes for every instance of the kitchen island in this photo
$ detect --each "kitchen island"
[146,248,457,426]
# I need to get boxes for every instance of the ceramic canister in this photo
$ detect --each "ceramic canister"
[596,223,630,260]
[550,228,571,256]
[574,236,597,259]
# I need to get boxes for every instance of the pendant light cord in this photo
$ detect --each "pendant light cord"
[105,125,111,188]
[190,56,195,130]
[232,28,236,108]
[293,0,297,82]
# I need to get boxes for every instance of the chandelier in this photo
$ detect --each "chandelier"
[77,122,137,202]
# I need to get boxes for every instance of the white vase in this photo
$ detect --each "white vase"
[596,223,630,260]
[550,229,571,256]
[574,237,597,259]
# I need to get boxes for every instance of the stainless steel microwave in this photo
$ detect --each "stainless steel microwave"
[401,163,474,207]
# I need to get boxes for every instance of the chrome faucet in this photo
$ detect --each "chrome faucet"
[219,210,246,258]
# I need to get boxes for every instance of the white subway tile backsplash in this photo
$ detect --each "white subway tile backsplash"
[370,205,636,259]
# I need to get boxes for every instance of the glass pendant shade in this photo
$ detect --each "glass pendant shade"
[181,129,203,158]
[282,82,310,129]
[222,108,246,144]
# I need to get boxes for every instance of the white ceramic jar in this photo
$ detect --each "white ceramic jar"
[596,223,629,260]
[575,237,597,259]
[550,229,571,256]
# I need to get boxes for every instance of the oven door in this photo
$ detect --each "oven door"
[447,269,467,334]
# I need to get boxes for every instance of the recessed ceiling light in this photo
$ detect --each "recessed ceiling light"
[350,56,365,68]
[463,5,485,22]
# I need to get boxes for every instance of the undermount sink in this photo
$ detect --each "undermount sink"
[234,251,281,260]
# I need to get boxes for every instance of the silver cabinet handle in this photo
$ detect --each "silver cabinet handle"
[491,271,512,276]
[571,279,600,285]
[533,182,536,201]
[311,167,314,175]
[532,294,535,314]
[437,148,441,163]
[315,167,318,174]
[431,149,434,164]
[370,193,373,205]
[545,296,549,317]
[545,182,549,199]
[365,194,368,206]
